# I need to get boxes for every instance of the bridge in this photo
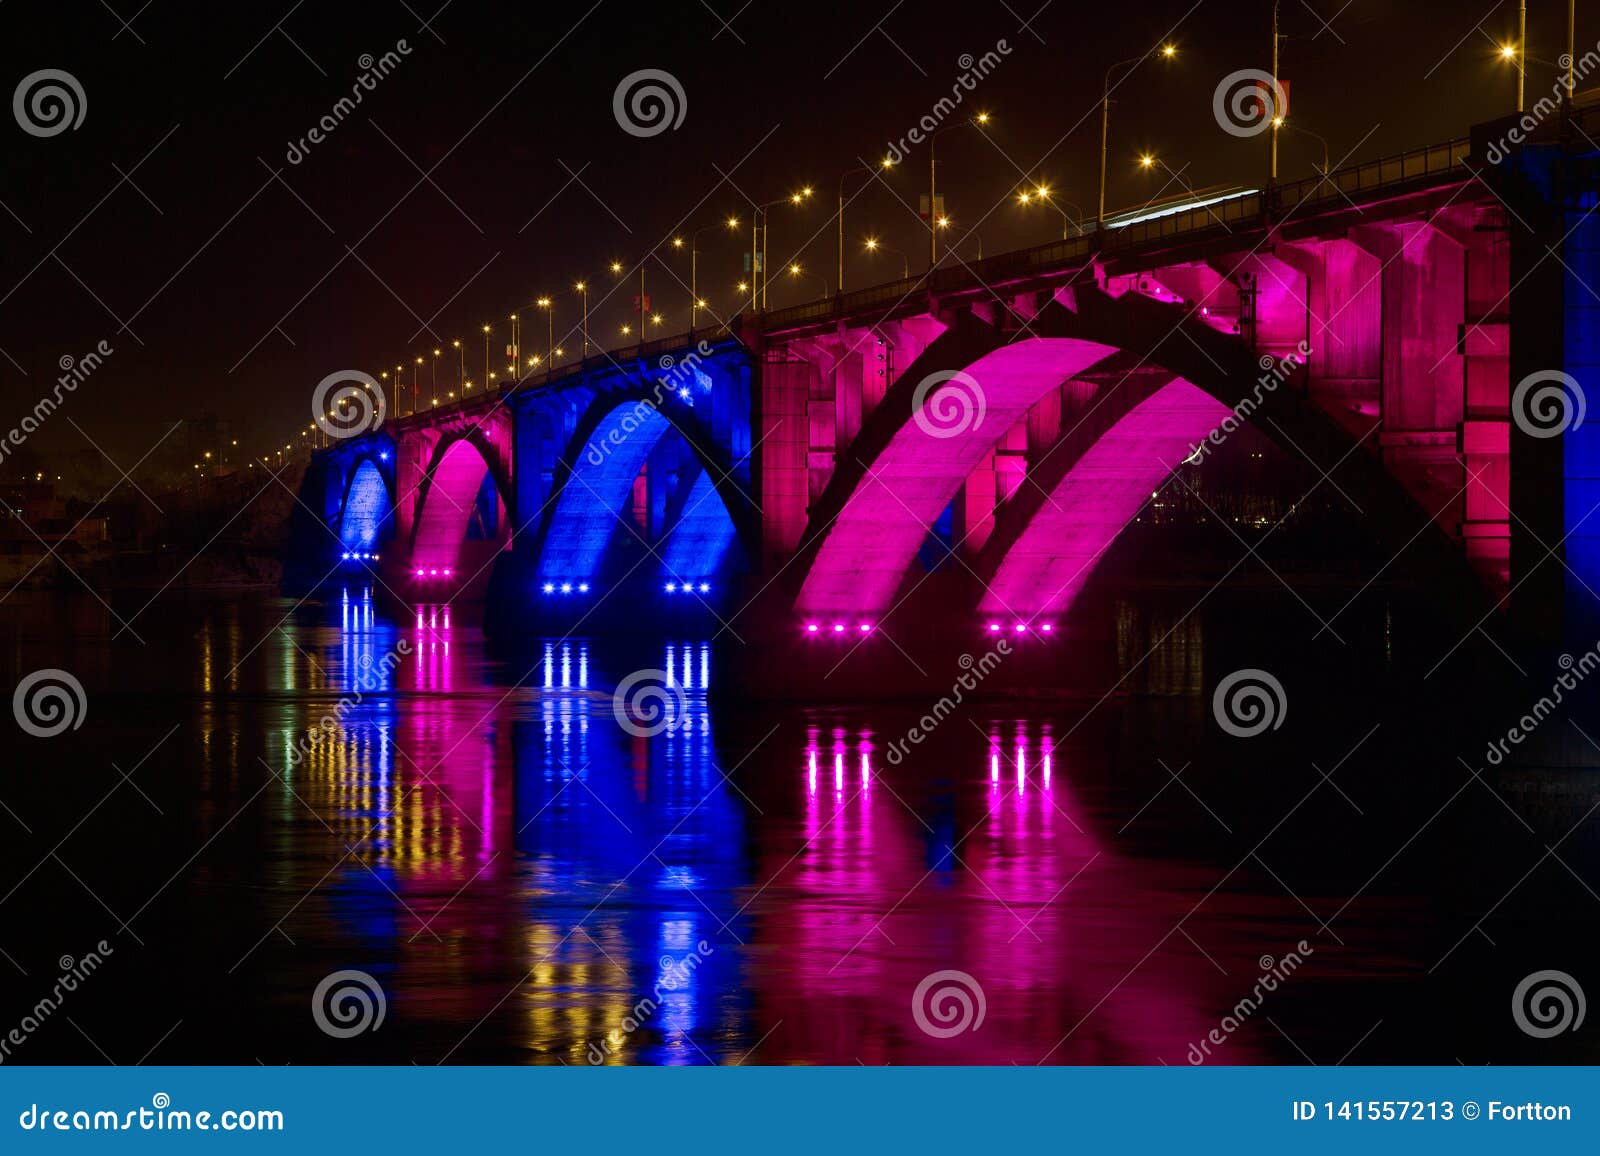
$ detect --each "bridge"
[293,103,1600,690]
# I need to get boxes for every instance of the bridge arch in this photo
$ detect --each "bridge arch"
[533,385,756,590]
[792,288,1481,621]
[410,431,515,578]
[337,456,395,553]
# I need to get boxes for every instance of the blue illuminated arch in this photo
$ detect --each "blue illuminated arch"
[536,397,746,587]
[339,458,393,552]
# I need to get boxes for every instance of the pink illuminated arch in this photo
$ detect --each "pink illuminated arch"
[411,437,511,574]
[795,336,1120,614]
[980,378,1232,617]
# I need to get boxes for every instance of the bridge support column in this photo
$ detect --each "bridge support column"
[1501,135,1600,641]
[1347,221,1468,544]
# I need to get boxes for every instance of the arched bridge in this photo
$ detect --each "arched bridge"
[297,112,1600,666]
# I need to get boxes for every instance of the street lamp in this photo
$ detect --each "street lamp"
[481,324,492,388]
[536,296,554,366]
[452,340,464,392]
[507,314,520,376]
[788,262,829,301]
[574,281,589,357]
[864,237,909,279]
[928,113,990,269]
[747,188,813,310]
[1500,37,1525,112]
[1017,183,1085,239]
[677,218,739,330]
[1099,45,1177,228]
[837,158,895,292]
[1274,117,1331,175]
[432,348,440,395]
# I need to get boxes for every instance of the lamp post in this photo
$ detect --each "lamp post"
[431,348,440,399]
[677,218,739,330]
[394,364,405,415]
[864,237,909,279]
[481,324,491,388]
[1099,44,1177,228]
[1269,3,1281,182]
[1274,118,1330,175]
[749,188,812,310]
[536,297,554,366]
[1017,184,1085,238]
[836,159,894,293]
[575,281,589,357]
[928,113,990,269]
[452,340,464,392]
[1518,0,1527,112]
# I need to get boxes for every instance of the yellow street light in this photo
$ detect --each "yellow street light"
[610,261,623,273]
[1161,43,1177,58]
[974,111,991,125]
[1500,42,1517,59]
[1138,153,1156,169]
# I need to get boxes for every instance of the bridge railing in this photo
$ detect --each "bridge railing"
[1276,138,1470,213]
[754,135,1475,333]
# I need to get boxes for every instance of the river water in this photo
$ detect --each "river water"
[1,581,1595,1066]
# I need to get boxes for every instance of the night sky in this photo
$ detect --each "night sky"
[0,0,1585,473]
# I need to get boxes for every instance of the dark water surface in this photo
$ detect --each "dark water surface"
[2,584,1596,1066]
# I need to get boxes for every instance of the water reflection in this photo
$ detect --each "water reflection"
[245,592,1291,1064]
[3,582,1462,1066]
